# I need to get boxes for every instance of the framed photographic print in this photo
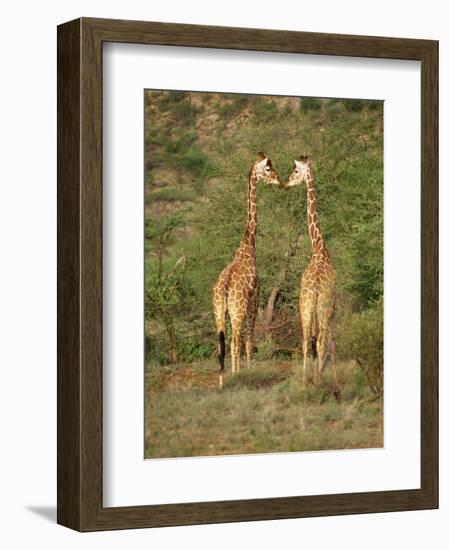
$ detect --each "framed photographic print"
[57,17,438,531]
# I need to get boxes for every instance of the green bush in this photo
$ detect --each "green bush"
[145,336,167,364]
[215,96,247,119]
[171,96,201,124]
[301,97,321,113]
[339,300,383,397]
[343,99,364,112]
[178,340,214,362]
[252,97,279,122]
[256,336,277,360]
[172,145,210,176]
[289,380,331,405]
[367,100,383,111]
[150,187,196,202]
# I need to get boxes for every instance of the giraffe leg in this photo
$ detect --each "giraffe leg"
[311,312,319,383]
[245,284,259,369]
[301,312,312,388]
[317,287,335,385]
[300,284,315,388]
[227,288,246,375]
[316,310,333,384]
[328,320,338,387]
[239,330,245,360]
[317,326,338,388]
[231,320,243,374]
[329,338,338,386]
[316,330,325,384]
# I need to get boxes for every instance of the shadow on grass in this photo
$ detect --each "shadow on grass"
[223,364,291,390]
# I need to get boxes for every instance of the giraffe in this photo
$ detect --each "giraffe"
[285,156,337,386]
[212,152,281,389]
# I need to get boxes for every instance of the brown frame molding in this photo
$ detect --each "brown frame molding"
[57,17,438,531]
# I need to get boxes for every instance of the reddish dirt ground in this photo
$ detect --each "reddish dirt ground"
[149,361,294,392]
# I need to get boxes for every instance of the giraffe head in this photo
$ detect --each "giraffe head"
[285,155,313,188]
[251,152,281,186]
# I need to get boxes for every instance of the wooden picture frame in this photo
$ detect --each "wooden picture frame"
[57,17,438,531]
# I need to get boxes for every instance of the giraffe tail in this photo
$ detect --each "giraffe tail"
[219,331,226,371]
[218,331,225,389]
[311,335,317,359]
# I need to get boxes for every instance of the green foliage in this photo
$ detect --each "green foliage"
[149,186,196,202]
[214,95,248,119]
[171,96,201,123]
[145,213,188,363]
[152,91,202,122]
[177,340,214,362]
[328,98,383,115]
[367,100,383,111]
[154,129,214,178]
[349,216,383,306]
[343,99,364,112]
[145,212,184,253]
[301,97,322,113]
[255,336,277,360]
[145,336,167,364]
[338,300,383,397]
[251,97,279,122]
[171,144,211,177]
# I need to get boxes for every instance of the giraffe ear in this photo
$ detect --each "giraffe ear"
[258,157,268,168]
[294,159,301,168]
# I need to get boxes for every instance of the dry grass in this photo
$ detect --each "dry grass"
[145,359,383,459]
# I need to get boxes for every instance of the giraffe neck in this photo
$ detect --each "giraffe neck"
[306,176,325,254]
[241,170,258,250]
